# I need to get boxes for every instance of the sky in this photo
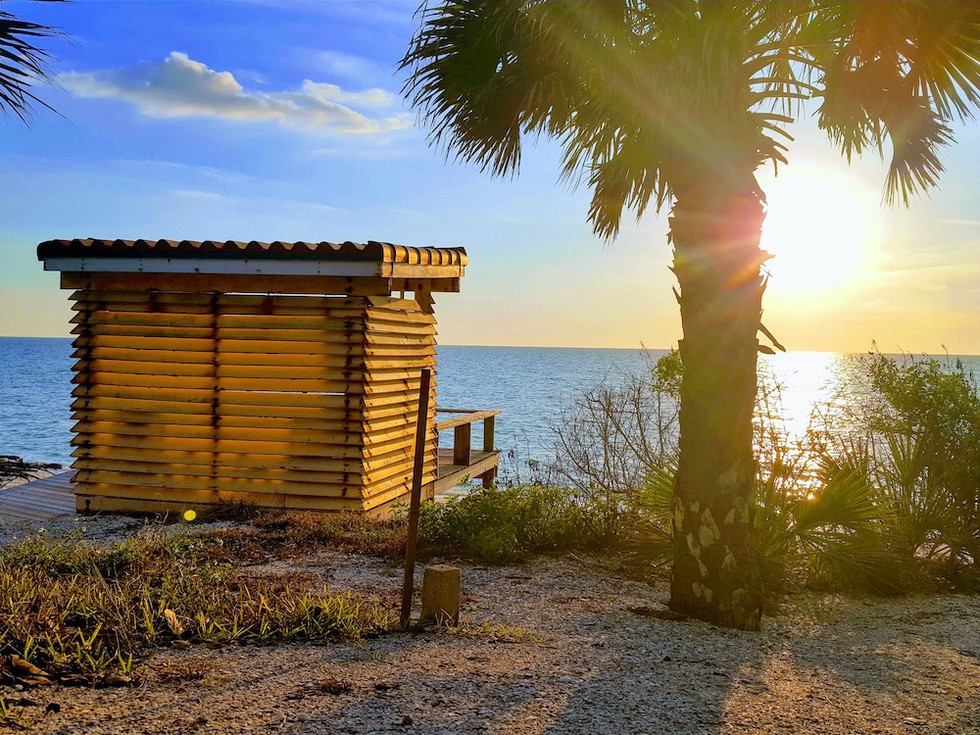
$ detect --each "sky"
[1,0,978,354]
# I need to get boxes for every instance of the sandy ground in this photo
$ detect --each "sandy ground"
[2,536,977,735]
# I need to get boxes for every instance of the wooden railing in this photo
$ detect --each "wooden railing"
[435,408,499,464]
[436,408,500,492]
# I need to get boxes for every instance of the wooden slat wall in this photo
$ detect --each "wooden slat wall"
[69,289,437,514]
[359,296,438,511]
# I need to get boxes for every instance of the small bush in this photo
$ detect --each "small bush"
[547,348,980,598]
[832,353,980,590]
[418,485,594,563]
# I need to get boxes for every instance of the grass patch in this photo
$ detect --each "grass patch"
[418,485,598,563]
[190,511,407,565]
[0,529,393,687]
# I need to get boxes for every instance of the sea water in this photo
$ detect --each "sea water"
[0,337,976,470]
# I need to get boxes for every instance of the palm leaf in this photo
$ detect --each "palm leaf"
[814,0,980,204]
[0,2,65,122]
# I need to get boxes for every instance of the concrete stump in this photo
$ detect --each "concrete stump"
[420,565,461,625]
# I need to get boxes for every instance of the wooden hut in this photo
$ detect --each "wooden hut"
[37,238,499,516]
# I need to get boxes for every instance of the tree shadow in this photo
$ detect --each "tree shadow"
[313,605,765,735]
[537,614,765,735]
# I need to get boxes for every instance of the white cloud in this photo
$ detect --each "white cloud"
[300,81,395,109]
[60,52,410,135]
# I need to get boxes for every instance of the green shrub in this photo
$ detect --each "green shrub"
[418,485,594,563]
[548,348,980,597]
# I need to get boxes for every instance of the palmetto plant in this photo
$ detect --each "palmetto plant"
[850,354,980,584]
[402,1,980,628]
[0,1,63,121]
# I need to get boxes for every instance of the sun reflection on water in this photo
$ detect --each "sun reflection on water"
[758,350,846,445]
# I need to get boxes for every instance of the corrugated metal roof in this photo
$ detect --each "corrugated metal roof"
[37,238,466,266]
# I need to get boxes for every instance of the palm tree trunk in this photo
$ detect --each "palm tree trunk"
[668,179,766,631]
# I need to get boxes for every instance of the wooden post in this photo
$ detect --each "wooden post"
[481,415,496,488]
[401,368,432,629]
[421,565,461,626]
[482,415,495,453]
[452,422,471,466]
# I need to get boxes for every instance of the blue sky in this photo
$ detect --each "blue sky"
[2,0,978,353]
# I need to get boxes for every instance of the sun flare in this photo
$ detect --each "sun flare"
[760,162,882,297]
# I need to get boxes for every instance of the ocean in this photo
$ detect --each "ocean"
[1,337,977,471]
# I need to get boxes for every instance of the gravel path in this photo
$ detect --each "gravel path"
[6,546,978,735]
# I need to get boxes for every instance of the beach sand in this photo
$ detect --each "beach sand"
[1,524,976,735]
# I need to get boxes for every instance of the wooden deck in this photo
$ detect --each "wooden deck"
[0,472,76,522]
[434,448,500,495]
[0,447,500,523]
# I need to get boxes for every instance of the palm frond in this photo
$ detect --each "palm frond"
[404,0,980,234]
[794,457,881,534]
[0,2,64,122]
[814,0,980,204]
[904,0,980,121]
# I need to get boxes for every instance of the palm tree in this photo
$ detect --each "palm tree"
[0,2,63,120]
[402,0,980,629]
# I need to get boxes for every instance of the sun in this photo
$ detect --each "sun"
[760,162,882,296]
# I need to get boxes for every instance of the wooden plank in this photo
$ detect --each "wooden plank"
[452,423,472,466]
[62,272,393,295]
[483,415,495,453]
[70,394,434,422]
[71,290,368,308]
[72,452,435,494]
[71,461,362,491]
[70,370,427,394]
[72,469,363,497]
[72,372,336,393]
[0,472,75,522]
[71,397,363,420]
[72,438,434,474]
[74,487,366,514]
[434,450,501,494]
[386,263,463,280]
[69,320,436,340]
[435,410,501,431]
[72,334,361,353]
[77,358,216,378]
[71,434,368,459]
[74,302,434,325]
[71,418,360,441]
[70,344,436,365]
[70,358,431,380]
[70,305,434,327]
[71,384,400,406]
[69,309,371,327]
[384,277,458,295]
[70,453,369,481]
[71,332,431,354]
[72,426,418,459]
[68,410,433,436]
